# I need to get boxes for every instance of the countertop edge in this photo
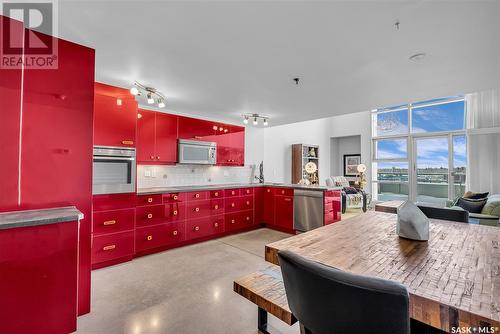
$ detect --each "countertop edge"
[137,183,343,195]
[0,206,83,230]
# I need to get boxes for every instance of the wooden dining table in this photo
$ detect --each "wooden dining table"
[265,211,500,333]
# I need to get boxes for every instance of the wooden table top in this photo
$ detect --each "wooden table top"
[265,211,500,332]
[374,200,405,214]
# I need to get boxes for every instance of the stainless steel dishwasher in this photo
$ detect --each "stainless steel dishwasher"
[293,189,324,232]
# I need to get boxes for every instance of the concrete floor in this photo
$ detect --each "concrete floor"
[76,228,299,334]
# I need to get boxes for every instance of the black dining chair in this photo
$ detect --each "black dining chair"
[278,250,410,334]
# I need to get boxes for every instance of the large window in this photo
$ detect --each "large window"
[371,97,467,205]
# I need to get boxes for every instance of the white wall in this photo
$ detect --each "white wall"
[262,117,333,185]
[330,135,361,181]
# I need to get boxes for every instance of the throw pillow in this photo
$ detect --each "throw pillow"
[463,191,489,200]
[344,187,358,194]
[456,197,488,214]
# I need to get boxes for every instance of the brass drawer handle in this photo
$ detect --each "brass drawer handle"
[103,245,116,251]
[282,190,285,194]
[173,210,178,216]
[246,201,250,205]
[103,220,116,226]
[147,235,153,241]
[214,222,219,227]
[150,155,155,160]
[122,140,134,145]
[231,203,235,207]
[156,156,160,160]
[246,190,250,194]
[147,197,153,203]
[214,205,219,210]
[285,198,292,202]
[173,230,178,236]
[194,226,200,231]
[231,219,235,224]
[173,195,178,200]
[147,213,153,219]
[231,191,235,195]
[194,207,200,212]
[267,189,271,193]
[195,193,200,198]
[214,192,219,197]
[246,216,250,221]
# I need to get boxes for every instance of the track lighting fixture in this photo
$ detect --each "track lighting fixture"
[130,81,167,108]
[241,113,270,127]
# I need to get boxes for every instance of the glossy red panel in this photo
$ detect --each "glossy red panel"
[93,193,136,211]
[225,212,243,231]
[210,198,225,215]
[136,204,166,227]
[136,109,156,163]
[225,197,240,213]
[91,231,134,265]
[20,32,95,315]
[239,195,254,211]
[178,115,217,140]
[92,208,135,235]
[135,221,185,252]
[224,188,240,197]
[263,187,276,225]
[94,82,137,147]
[155,112,178,163]
[0,16,22,210]
[0,221,79,334]
[163,192,187,203]
[186,200,211,219]
[186,191,209,201]
[165,201,186,221]
[254,187,264,224]
[275,195,294,229]
[209,190,224,198]
[274,188,294,196]
[137,194,162,206]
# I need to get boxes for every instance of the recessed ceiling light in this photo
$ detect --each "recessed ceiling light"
[409,53,426,62]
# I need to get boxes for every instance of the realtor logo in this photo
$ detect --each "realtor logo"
[1,0,58,69]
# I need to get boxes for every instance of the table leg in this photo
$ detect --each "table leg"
[258,307,271,334]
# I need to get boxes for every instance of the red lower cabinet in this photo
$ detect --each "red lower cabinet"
[263,187,275,225]
[136,204,166,227]
[0,221,79,334]
[275,195,294,230]
[186,215,224,240]
[136,221,185,252]
[92,208,135,235]
[324,190,342,224]
[92,231,135,266]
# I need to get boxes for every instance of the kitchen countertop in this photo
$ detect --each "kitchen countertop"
[137,183,342,195]
[0,206,83,230]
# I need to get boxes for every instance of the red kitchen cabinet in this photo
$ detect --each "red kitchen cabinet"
[94,83,137,147]
[263,187,276,225]
[20,33,95,315]
[136,204,166,227]
[324,190,342,224]
[254,187,264,224]
[178,115,217,140]
[215,125,245,166]
[92,230,135,266]
[0,220,79,334]
[275,195,294,230]
[0,16,22,210]
[186,216,223,240]
[135,221,185,252]
[92,208,135,235]
[137,109,177,164]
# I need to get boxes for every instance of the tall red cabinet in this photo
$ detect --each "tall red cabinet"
[0,16,95,316]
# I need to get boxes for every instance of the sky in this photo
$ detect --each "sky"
[375,100,466,169]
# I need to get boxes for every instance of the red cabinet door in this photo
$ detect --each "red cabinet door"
[136,109,156,163]
[0,16,22,210]
[178,115,217,140]
[230,125,245,166]
[94,82,137,148]
[254,187,264,224]
[263,188,275,225]
[155,112,178,163]
[20,34,94,315]
[275,196,294,229]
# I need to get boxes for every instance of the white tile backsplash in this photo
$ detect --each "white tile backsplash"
[137,164,257,188]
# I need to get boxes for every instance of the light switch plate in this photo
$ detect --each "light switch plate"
[144,170,152,177]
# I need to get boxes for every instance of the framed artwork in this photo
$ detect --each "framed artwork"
[344,154,361,176]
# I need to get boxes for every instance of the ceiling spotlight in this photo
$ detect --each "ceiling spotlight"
[158,99,165,108]
[130,87,139,95]
[243,117,249,124]
[263,119,268,126]
[242,113,270,126]
[253,117,258,125]
[147,93,154,104]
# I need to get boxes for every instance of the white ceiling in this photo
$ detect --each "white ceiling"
[58,1,500,126]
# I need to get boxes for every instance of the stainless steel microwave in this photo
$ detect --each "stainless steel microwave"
[92,146,136,195]
[178,139,216,165]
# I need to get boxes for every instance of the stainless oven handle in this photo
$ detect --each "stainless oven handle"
[93,156,135,161]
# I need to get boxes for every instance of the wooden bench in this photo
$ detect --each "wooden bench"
[233,265,298,334]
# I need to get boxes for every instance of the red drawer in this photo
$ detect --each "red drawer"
[225,197,240,213]
[92,208,135,235]
[240,210,254,226]
[165,202,186,221]
[210,198,225,214]
[186,215,224,240]
[93,193,136,211]
[241,188,254,196]
[324,211,335,225]
[135,221,185,252]
[163,192,186,203]
[136,205,166,227]
[274,187,294,196]
[224,188,240,197]
[225,212,243,231]
[186,191,209,201]
[210,190,224,199]
[137,194,162,206]
[92,231,134,265]
[186,200,211,219]
[239,195,254,211]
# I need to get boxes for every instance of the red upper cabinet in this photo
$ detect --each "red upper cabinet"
[178,115,217,140]
[155,112,178,163]
[94,83,137,147]
[137,109,177,164]
[216,125,245,166]
[20,32,95,315]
